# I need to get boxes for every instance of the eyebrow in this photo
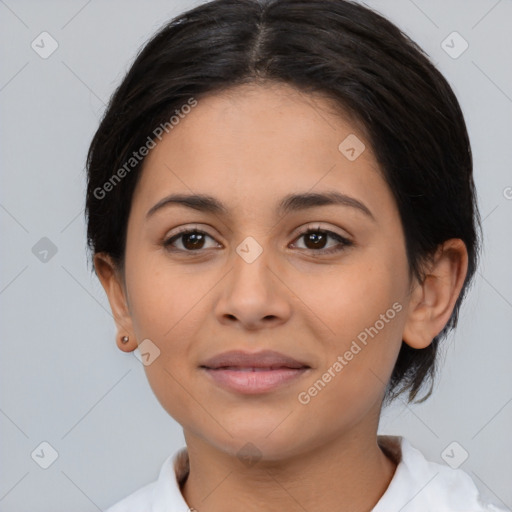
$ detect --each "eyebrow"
[146,191,375,221]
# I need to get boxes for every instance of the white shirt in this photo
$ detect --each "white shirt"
[105,435,508,511]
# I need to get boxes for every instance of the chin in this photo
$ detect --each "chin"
[205,420,311,463]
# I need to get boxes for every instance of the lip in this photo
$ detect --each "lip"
[202,367,310,394]
[200,350,311,394]
[201,349,310,370]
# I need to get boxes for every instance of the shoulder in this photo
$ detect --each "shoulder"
[103,448,191,512]
[104,481,156,512]
[374,435,508,512]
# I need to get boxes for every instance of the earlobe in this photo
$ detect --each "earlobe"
[402,239,468,350]
[118,334,136,352]
[93,253,137,352]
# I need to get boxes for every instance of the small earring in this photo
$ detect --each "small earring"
[121,335,129,344]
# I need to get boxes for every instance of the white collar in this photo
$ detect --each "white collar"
[106,435,506,511]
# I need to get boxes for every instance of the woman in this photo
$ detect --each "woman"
[85,0,506,510]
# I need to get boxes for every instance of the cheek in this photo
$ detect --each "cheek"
[125,254,201,339]
[127,266,199,423]
[124,258,210,411]
[292,251,408,399]
[295,254,407,341]
[295,297,405,433]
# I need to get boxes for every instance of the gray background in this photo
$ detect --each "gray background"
[1,0,511,510]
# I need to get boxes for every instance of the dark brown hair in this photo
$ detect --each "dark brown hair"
[85,0,481,404]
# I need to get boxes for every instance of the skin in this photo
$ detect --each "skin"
[95,82,468,511]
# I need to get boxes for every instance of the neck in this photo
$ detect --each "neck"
[180,428,397,512]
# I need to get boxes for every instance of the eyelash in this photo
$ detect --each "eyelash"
[162,226,353,255]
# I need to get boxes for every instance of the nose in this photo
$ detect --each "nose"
[214,243,292,331]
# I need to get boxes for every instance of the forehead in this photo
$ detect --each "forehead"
[131,82,393,219]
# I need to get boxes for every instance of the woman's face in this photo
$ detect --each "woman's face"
[117,83,413,459]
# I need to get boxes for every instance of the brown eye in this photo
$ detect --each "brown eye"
[303,231,328,250]
[163,229,219,252]
[180,232,206,250]
[291,227,352,254]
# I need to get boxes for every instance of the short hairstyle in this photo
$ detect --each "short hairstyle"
[85,0,481,404]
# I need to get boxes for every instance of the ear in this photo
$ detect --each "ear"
[402,239,469,349]
[94,252,137,352]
